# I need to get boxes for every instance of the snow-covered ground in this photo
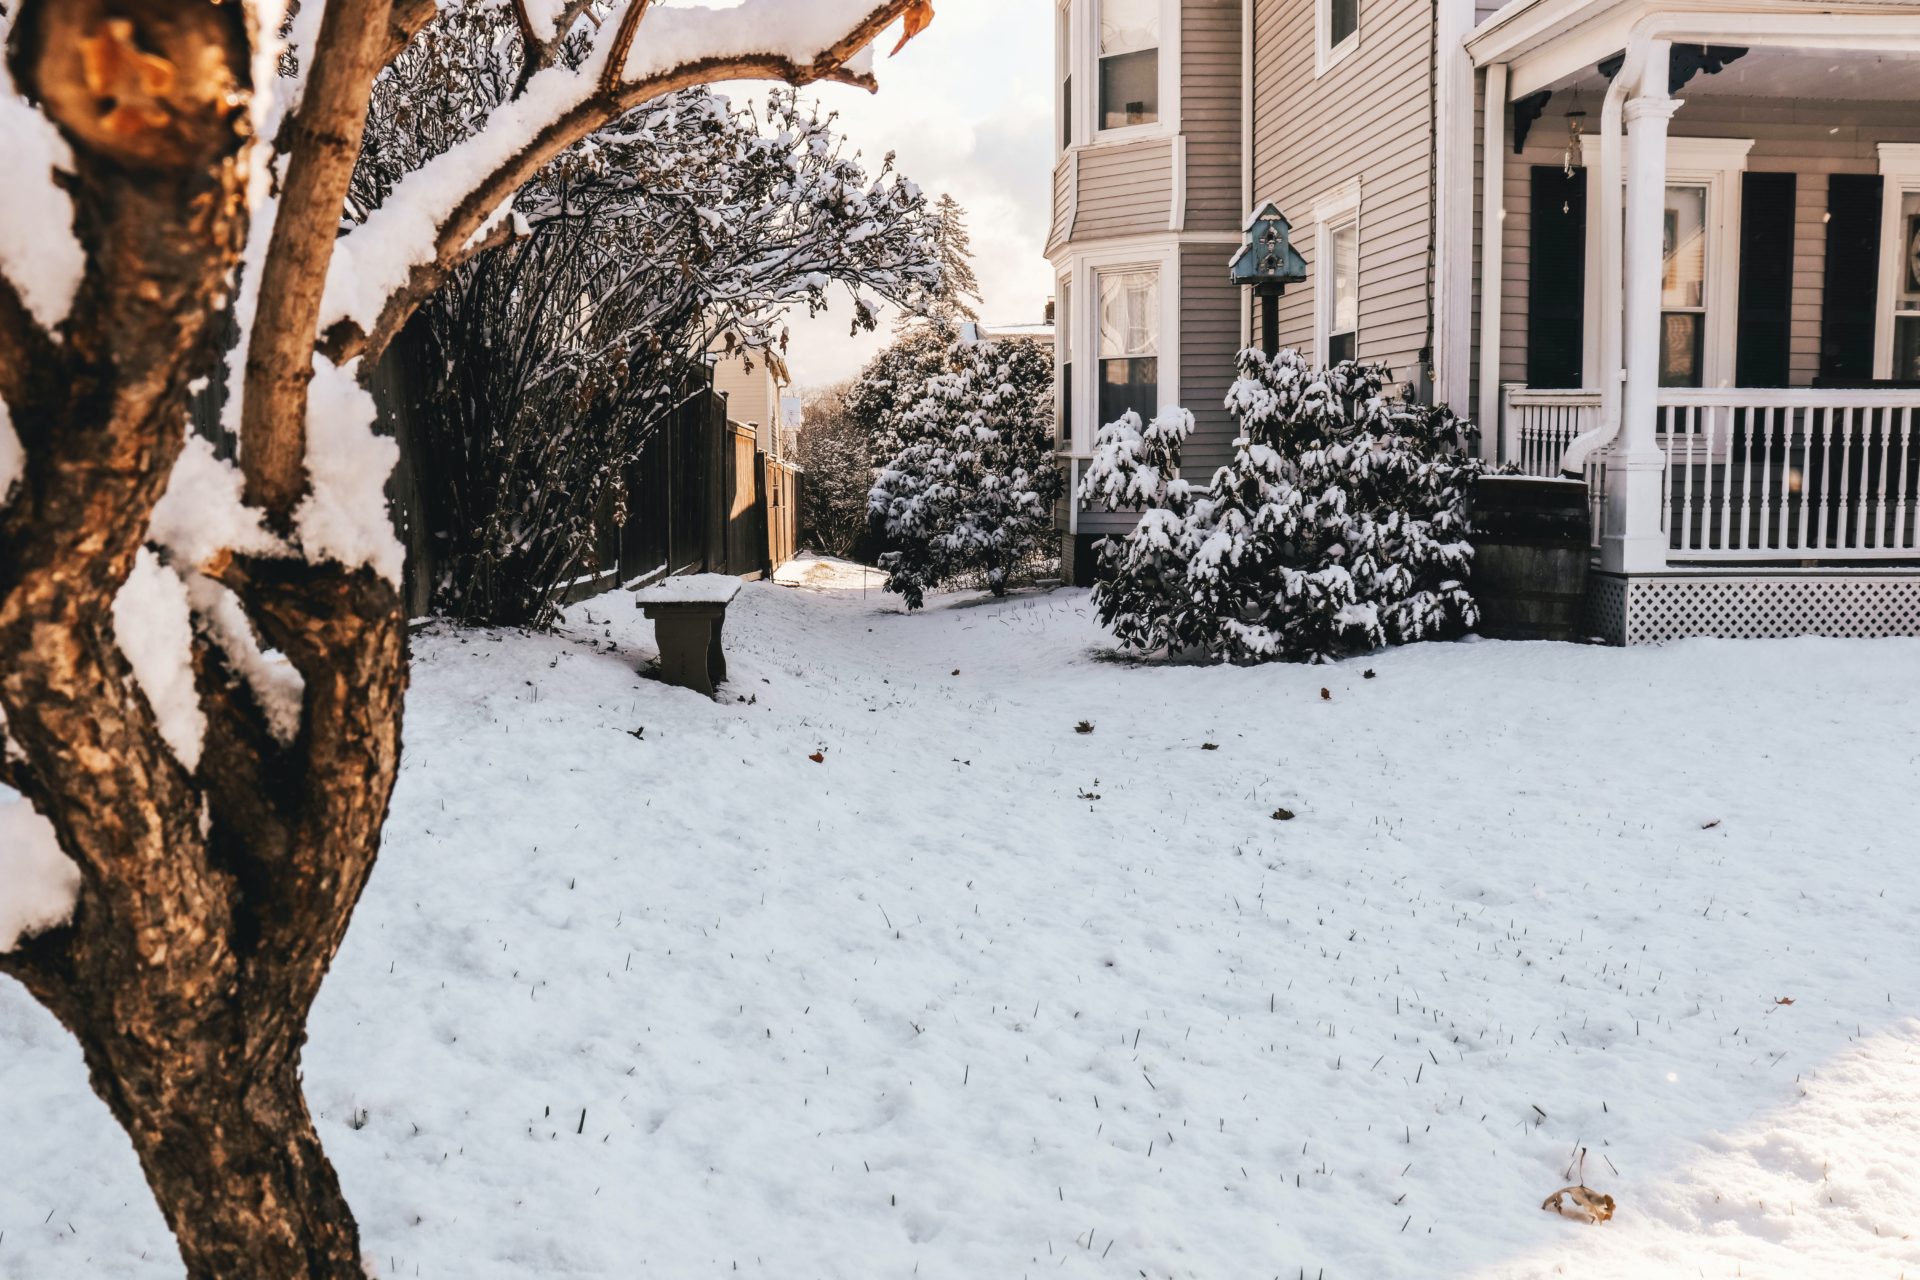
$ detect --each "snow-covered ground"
[5,560,1919,1278]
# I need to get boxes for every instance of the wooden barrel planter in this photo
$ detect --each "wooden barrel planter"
[1469,475,1592,642]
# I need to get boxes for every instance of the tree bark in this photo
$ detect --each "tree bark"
[3,4,401,1275]
[70,1018,362,1279]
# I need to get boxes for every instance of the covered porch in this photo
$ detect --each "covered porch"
[1465,2,1920,640]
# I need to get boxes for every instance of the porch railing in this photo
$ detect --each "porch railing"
[1658,389,1920,560]
[1500,385,1920,561]
[1500,386,1606,548]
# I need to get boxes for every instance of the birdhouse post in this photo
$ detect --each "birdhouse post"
[1229,202,1309,357]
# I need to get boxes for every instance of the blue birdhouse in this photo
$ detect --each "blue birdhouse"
[1229,203,1308,288]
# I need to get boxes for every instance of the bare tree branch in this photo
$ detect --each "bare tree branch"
[240,0,395,519]
[600,0,652,94]
[322,0,918,368]
[379,0,442,74]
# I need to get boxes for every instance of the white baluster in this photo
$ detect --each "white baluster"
[1898,407,1916,551]
[1757,406,1777,552]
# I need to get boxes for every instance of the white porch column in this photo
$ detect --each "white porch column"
[1475,62,1508,464]
[1602,51,1677,575]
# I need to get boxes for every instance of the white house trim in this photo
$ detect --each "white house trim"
[1476,60,1509,458]
[1874,142,1920,379]
[1314,0,1360,79]
[1065,0,1184,147]
[1057,238,1184,458]
[1311,179,1363,364]
[1574,134,1752,389]
[1433,0,1477,413]
[1169,134,1188,232]
[1240,0,1255,351]
[1478,7,1920,98]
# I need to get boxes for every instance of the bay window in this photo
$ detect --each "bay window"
[1098,0,1158,131]
[1097,269,1159,428]
[1058,278,1074,445]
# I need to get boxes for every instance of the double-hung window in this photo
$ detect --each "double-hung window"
[1313,182,1362,366]
[1660,184,1709,387]
[1098,0,1159,131]
[1892,189,1920,378]
[1317,0,1359,75]
[1097,269,1159,429]
[1058,0,1074,149]
[1327,218,1359,364]
[1058,278,1074,446]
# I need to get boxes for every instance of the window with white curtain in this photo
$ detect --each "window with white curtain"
[1327,217,1358,364]
[1058,278,1074,444]
[1097,269,1159,428]
[1098,0,1158,130]
[1660,184,1708,387]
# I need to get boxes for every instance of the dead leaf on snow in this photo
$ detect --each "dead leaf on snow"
[1271,807,1295,821]
[1775,996,1795,1006]
[1201,742,1219,751]
[808,751,825,763]
[1319,687,1332,701]
[1541,1184,1615,1224]
[1701,818,1722,829]
[1074,720,1095,734]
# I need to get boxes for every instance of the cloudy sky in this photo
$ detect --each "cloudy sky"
[734,2,1056,389]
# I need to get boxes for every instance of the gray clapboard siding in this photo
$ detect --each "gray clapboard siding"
[1251,0,1436,385]
[1050,156,1074,254]
[1074,140,1176,238]
[1180,242,1245,476]
[1498,95,1920,390]
[1181,0,1244,232]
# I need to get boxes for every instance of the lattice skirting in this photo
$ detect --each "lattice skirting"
[1583,571,1920,645]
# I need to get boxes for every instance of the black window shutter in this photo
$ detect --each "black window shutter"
[1736,171,1796,387]
[1527,165,1586,388]
[1821,173,1882,382]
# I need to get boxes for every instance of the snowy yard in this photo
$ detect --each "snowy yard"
[5,559,1919,1279]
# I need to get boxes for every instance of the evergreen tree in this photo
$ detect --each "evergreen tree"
[868,336,1062,608]
[847,318,967,467]
[896,193,982,328]
[1082,351,1481,663]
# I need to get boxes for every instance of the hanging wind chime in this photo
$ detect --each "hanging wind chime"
[1562,87,1587,213]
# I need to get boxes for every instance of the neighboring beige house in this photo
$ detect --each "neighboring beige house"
[709,342,791,460]
[1050,0,1920,642]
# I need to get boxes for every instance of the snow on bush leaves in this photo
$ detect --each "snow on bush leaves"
[1081,350,1481,664]
[867,335,1062,609]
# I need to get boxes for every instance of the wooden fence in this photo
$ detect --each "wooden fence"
[189,343,799,616]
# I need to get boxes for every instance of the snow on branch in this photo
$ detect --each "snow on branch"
[317,0,925,365]
[0,793,80,953]
[0,18,84,336]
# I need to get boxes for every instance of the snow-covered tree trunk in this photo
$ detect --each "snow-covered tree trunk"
[0,0,928,1272]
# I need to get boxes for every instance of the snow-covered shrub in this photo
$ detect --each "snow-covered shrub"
[846,319,967,469]
[867,336,1063,609]
[356,23,947,626]
[1082,350,1480,664]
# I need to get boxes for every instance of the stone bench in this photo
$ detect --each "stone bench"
[633,574,742,697]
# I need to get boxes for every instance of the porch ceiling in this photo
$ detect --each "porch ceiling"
[1471,0,1920,98]
[1533,45,1920,103]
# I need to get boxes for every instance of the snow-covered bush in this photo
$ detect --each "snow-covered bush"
[868,336,1063,609]
[358,40,945,626]
[846,319,967,468]
[1082,350,1480,663]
